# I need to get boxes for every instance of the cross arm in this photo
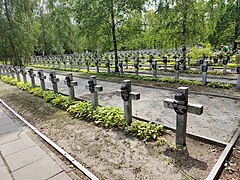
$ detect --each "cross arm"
[163,98,203,115]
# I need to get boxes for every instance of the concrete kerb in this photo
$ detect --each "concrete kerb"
[0,99,99,180]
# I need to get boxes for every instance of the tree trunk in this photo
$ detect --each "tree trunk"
[233,0,239,51]
[110,0,119,72]
[4,0,20,66]
[182,0,188,71]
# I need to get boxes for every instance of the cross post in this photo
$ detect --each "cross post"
[134,57,139,77]
[20,67,27,84]
[163,87,203,147]
[49,71,59,94]
[9,66,15,79]
[116,80,140,125]
[37,70,46,91]
[119,61,124,76]
[174,61,180,80]
[85,76,103,107]
[201,61,208,85]
[237,66,240,89]
[152,60,158,78]
[28,68,36,88]
[64,73,78,100]
[223,56,228,75]
[5,66,10,77]
[14,67,21,82]
[0,65,2,76]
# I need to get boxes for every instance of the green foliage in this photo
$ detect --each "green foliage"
[29,87,44,97]
[50,94,74,110]
[94,106,126,128]
[125,121,164,140]
[16,81,31,91]
[187,43,213,61]
[1,76,18,85]
[206,82,233,89]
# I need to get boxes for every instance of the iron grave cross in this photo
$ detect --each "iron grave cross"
[163,87,203,147]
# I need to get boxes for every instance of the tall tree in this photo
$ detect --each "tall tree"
[74,0,145,72]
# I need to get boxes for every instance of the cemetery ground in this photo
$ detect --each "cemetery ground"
[0,69,240,179]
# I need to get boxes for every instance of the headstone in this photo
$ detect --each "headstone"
[163,87,203,147]
[28,68,36,88]
[119,61,124,76]
[125,56,129,69]
[49,71,59,94]
[152,60,157,78]
[223,56,228,75]
[64,73,78,100]
[95,59,100,73]
[163,56,168,72]
[134,57,139,77]
[5,66,10,77]
[237,66,240,89]
[57,60,60,69]
[37,70,46,91]
[116,80,140,125]
[9,66,15,79]
[85,76,103,107]
[0,65,3,75]
[105,58,111,74]
[77,61,81,70]
[69,60,73,70]
[201,61,208,85]
[14,67,21,82]
[148,55,153,70]
[85,60,90,72]
[174,61,180,80]
[20,67,27,84]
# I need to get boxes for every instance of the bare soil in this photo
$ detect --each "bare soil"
[0,81,228,180]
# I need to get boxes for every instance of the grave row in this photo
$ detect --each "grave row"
[33,51,235,74]
[31,55,240,88]
[0,65,206,148]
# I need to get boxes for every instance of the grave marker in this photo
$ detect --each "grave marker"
[28,68,36,88]
[37,70,46,91]
[152,60,158,78]
[0,65,2,75]
[237,66,240,89]
[223,56,228,75]
[64,73,78,100]
[119,61,124,76]
[14,67,21,82]
[202,61,208,85]
[20,67,27,84]
[163,87,203,147]
[49,71,59,93]
[116,80,140,125]
[105,58,111,74]
[85,76,103,107]
[134,57,140,76]
[9,66,15,79]
[174,61,180,80]
[5,66,10,77]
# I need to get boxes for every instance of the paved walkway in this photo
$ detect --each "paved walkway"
[0,106,75,180]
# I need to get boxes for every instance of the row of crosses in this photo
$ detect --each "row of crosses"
[1,67,208,148]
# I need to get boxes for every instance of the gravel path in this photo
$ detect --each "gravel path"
[27,71,240,143]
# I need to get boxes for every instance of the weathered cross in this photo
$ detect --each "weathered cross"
[201,61,208,85]
[174,60,180,80]
[0,65,2,76]
[85,76,103,107]
[237,66,240,89]
[116,80,140,125]
[37,70,46,91]
[152,60,158,78]
[49,71,59,94]
[20,67,27,84]
[64,73,78,100]
[28,68,36,88]
[119,61,124,76]
[14,67,21,82]
[223,56,228,75]
[163,87,203,147]
[9,66,15,79]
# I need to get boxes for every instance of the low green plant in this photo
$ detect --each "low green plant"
[16,81,31,91]
[125,120,164,140]
[50,94,74,110]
